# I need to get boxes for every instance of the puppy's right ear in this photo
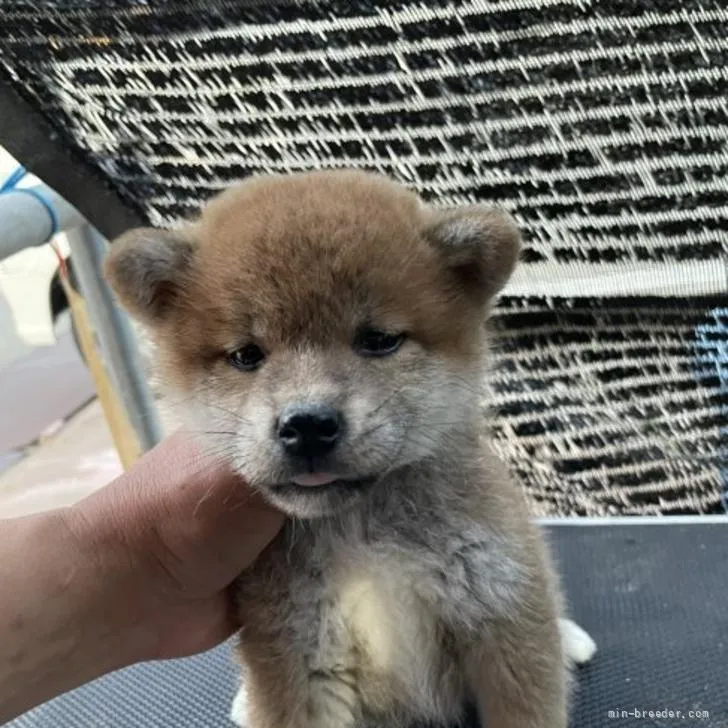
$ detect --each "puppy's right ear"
[104,227,195,325]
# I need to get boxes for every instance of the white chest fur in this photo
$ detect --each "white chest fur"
[338,572,398,672]
[330,552,464,721]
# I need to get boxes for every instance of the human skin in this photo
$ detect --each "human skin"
[0,432,284,724]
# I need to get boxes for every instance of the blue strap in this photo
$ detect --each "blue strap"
[0,165,27,193]
[0,165,59,239]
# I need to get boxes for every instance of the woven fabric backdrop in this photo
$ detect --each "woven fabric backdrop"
[1,0,726,514]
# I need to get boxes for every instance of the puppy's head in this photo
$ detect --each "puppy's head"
[106,171,519,517]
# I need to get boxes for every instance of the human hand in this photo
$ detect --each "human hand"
[0,432,283,723]
[67,431,285,660]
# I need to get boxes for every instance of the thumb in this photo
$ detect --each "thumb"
[172,461,286,588]
[78,431,286,597]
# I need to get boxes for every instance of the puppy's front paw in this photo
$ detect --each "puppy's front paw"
[229,684,248,727]
[559,618,597,665]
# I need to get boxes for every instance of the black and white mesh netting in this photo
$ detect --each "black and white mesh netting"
[1,0,726,514]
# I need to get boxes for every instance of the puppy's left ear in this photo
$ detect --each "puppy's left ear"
[424,205,521,302]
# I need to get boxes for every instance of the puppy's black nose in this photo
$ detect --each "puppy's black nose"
[277,404,342,458]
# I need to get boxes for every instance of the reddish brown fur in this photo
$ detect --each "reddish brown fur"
[140,173,490,387]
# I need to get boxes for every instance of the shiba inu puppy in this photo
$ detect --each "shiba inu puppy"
[106,170,595,728]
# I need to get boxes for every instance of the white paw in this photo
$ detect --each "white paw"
[559,617,597,665]
[229,684,248,727]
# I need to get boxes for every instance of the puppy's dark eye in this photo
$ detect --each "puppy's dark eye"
[354,328,406,357]
[227,343,265,371]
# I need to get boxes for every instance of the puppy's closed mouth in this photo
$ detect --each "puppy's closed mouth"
[271,476,378,496]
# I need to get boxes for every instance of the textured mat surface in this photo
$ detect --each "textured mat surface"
[489,298,728,516]
[1,0,726,297]
[7,522,728,728]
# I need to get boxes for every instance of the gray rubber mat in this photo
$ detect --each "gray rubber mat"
[7,523,728,727]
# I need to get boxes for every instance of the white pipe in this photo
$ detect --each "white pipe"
[0,185,83,260]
